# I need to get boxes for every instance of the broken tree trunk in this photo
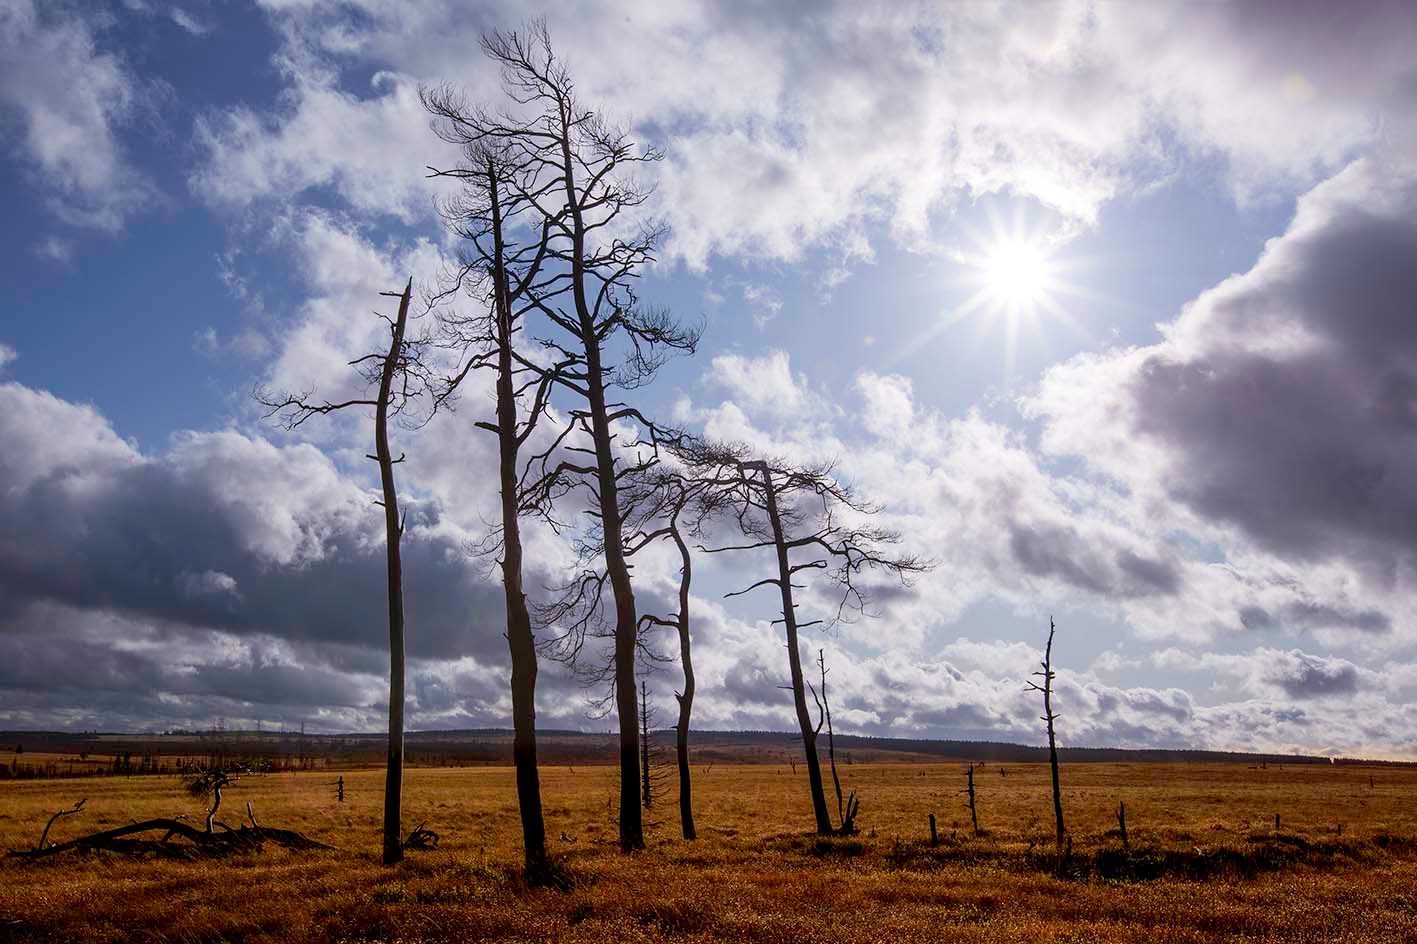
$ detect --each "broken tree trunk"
[1027,618,1066,857]
[966,764,980,837]
[813,648,857,835]
[376,280,412,867]
[640,680,653,810]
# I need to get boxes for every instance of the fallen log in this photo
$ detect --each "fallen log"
[8,813,334,861]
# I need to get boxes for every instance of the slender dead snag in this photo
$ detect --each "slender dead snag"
[1027,618,1066,859]
[257,279,433,867]
[1117,800,1128,851]
[667,495,698,840]
[965,763,980,837]
[424,23,698,854]
[810,648,857,834]
[375,282,411,866]
[640,680,652,810]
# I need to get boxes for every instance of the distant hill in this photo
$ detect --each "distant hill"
[1,727,1408,768]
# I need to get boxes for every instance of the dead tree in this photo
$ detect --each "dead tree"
[809,649,857,834]
[424,22,698,853]
[421,132,567,884]
[36,799,85,850]
[188,762,245,833]
[1116,800,1128,850]
[686,442,927,835]
[257,279,432,866]
[640,680,652,809]
[615,468,721,841]
[9,790,331,861]
[1026,618,1066,857]
[964,764,980,837]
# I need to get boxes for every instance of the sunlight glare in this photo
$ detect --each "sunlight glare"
[981,238,1052,311]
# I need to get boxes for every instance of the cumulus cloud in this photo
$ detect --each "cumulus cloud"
[0,0,158,229]
[1030,159,1417,638]
[193,1,1417,267]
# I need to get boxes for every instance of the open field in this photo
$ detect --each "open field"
[2,761,1416,942]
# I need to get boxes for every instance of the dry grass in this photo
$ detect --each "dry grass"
[2,761,1415,942]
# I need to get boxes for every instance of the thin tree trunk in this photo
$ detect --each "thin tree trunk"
[670,514,697,840]
[556,98,643,852]
[1041,619,1065,853]
[488,166,550,880]
[758,464,833,835]
[377,280,411,866]
[819,649,845,828]
[640,680,652,809]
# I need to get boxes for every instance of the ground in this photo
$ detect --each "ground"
[2,760,1415,942]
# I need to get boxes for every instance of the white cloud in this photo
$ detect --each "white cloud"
[0,0,157,230]
[194,1,1417,268]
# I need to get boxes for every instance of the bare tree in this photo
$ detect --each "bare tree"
[615,468,717,840]
[686,443,927,835]
[809,648,857,834]
[964,763,980,837]
[422,22,698,852]
[1026,617,1066,857]
[420,124,571,883]
[257,280,430,865]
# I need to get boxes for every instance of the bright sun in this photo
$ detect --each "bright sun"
[980,237,1054,311]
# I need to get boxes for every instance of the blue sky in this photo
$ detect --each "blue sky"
[4,0,1417,757]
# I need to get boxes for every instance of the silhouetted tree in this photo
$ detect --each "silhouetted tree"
[1026,618,1066,858]
[421,125,570,883]
[809,648,857,834]
[686,442,927,835]
[421,22,698,852]
[616,467,720,840]
[257,280,431,865]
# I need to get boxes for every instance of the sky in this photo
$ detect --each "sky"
[3,0,1417,758]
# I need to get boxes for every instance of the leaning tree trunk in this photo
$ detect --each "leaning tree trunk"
[376,280,412,866]
[670,513,697,840]
[758,464,833,835]
[489,167,551,880]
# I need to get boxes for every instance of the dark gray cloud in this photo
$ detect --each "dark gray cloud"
[1266,652,1362,700]
[1009,524,1181,599]
[1122,168,1417,572]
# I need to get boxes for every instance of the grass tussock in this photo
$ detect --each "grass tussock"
[1,761,1416,942]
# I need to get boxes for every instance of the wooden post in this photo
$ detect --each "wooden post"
[1274,812,1280,831]
[1117,800,1128,851]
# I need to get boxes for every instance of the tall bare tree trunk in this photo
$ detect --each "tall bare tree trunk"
[670,518,697,840]
[756,463,833,835]
[1037,618,1065,853]
[377,280,412,866]
[488,168,550,880]
[555,98,643,852]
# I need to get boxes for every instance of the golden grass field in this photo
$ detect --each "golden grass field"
[2,760,1416,942]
